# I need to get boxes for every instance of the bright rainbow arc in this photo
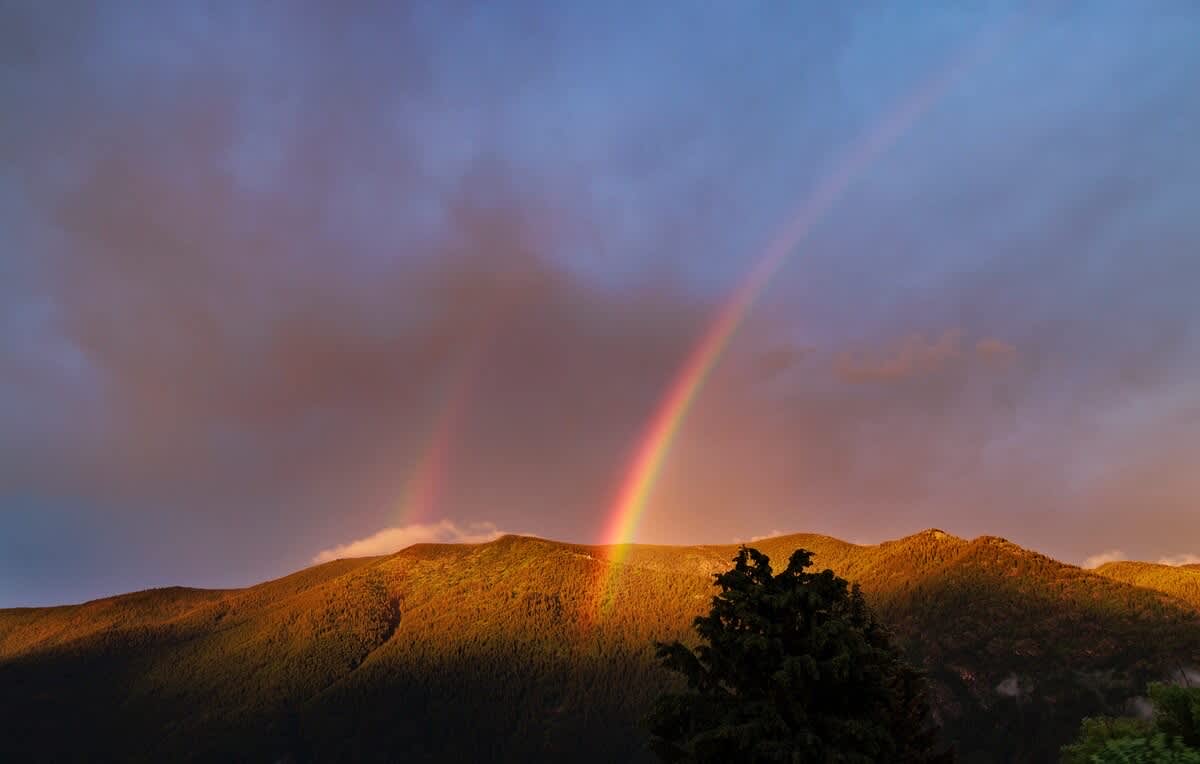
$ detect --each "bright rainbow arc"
[596,12,1031,588]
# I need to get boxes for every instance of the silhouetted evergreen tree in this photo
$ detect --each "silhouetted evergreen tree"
[647,547,952,763]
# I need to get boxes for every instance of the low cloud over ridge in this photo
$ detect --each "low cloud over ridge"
[313,520,507,564]
[1081,550,1200,568]
[1082,550,1127,569]
[1158,554,1200,567]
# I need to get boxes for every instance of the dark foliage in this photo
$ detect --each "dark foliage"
[1152,682,1200,749]
[1061,684,1200,763]
[647,547,952,762]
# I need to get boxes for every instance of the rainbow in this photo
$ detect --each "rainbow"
[395,377,472,524]
[595,13,1030,593]
[392,295,525,527]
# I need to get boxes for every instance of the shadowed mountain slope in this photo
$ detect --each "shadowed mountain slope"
[2,531,1198,762]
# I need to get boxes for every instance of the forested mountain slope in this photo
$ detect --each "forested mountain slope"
[2,531,1198,762]
[1094,560,1200,611]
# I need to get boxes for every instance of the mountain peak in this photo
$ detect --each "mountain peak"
[896,528,965,545]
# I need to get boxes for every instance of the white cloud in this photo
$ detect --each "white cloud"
[750,529,786,542]
[1082,549,1200,568]
[313,519,506,563]
[1082,549,1126,569]
[1158,553,1200,567]
[732,530,790,544]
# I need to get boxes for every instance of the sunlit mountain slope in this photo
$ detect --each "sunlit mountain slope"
[2,531,1198,762]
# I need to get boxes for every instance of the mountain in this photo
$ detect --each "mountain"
[2,531,1199,763]
[1093,560,1200,611]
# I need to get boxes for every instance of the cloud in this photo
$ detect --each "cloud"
[975,338,1017,362]
[1158,554,1200,567]
[754,347,811,380]
[834,330,965,383]
[732,531,787,545]
[1082,551,1200,568]
[313,520,506,564]
[750,530,787,542]
[0,15,733,558]
[1082,549,1126,569]
[4,1,1200,605]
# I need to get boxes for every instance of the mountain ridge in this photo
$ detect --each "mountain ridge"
[3,529,1199,762]
[11,527,1187,613]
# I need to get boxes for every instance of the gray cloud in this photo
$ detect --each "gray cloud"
[3,2,1200,603]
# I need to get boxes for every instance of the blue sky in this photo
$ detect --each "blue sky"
[2,1,1199,606]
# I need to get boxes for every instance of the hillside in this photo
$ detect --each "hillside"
[1094,560,1200,611]
[2,531,1199,762]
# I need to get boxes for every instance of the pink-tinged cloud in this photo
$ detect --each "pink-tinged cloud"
[834,330,966,383]
[975,338,1017,361]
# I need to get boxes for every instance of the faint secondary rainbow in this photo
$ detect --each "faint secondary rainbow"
[393,294,526,527]
[595,12,1032,584]
[395,375,473,524]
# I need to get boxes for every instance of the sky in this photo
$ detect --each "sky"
[2,1,1199,607]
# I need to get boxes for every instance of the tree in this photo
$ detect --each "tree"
[1060,717,1156,764]
[1151,682,1200,750]
[1085,734,1200,763]
[1061,685,1200,763]
[646,546,951,762]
